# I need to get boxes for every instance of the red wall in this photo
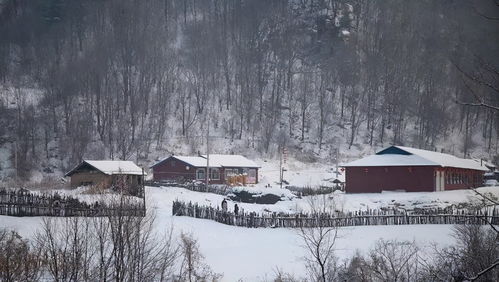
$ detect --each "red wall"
[151,158,228,184]
[345,166,436,193]
[152,158,196,182]
[153,157,259,184]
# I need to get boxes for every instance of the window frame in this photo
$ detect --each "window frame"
[210,168,220,180]
[196,168,206,180]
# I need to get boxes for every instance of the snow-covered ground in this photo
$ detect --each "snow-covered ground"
[0,210,457,281]
[148,185,499,214]
[256,158,343,187]
[1,185,498,281]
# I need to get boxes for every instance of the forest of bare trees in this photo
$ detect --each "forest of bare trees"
[0,0,498,180]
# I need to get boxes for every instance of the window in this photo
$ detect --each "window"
[171,160,176,167]
[196,169,205,180]
[246,168,257,184]
[210,168,220,180]
[225,169,237,177]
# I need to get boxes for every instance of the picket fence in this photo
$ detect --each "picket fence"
[0,188,145,217]
[172,200,499,228]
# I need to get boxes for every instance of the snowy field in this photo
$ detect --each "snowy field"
[1,185,498,281]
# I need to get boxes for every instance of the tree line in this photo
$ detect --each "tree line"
[0,0,498,180]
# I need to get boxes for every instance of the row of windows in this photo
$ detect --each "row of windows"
[196,168,220,180]
[445,172,480,185]
[360,167,481,186]
[195,168,257,180]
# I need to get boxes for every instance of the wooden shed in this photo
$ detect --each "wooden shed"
[65,160,145,196]
[151,154,259,185]
[342,146,488,193]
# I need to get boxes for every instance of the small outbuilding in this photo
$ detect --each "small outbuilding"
[151,154,260,185]
[65,160,145,196]
[342,146,488,193]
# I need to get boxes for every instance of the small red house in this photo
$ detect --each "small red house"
[151,154,260,184]
[342,146,488,193]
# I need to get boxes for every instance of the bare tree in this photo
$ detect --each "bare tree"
[428,224,498,281]
[178,232,222,282]
[298,195,339,282]
[35,195,179,282]
[36,217,91,282]
[273,267,302,282]
[0,229,42,282]
[1,0,498,180]
[364,240,420,282]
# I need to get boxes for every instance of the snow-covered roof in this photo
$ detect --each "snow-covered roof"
[173,156,222,168]
[202,154,260,168]
[342,146,489,171]
[342,154,437,167]
[474,159,496,169]
[152,154,259,168]
[66,160,145,176]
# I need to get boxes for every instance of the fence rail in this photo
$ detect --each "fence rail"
[172,200,499,228]
[0,188,145,217]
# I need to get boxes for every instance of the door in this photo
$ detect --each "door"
[435,171,445,191]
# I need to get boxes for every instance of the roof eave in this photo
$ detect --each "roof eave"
[342,164,441,168]
[150,156,173,168]
[65,160,105,177]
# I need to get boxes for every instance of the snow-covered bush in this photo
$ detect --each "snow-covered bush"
[228,186,296,204]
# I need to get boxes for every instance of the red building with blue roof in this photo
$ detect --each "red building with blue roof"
[342,146,488,193]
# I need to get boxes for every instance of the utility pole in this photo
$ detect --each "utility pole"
[279,146,282,189]
[206,117,210,188]
[335,148,339,179]
[14,140,18,182]
[279,146,287,189]
[142,167,146,214]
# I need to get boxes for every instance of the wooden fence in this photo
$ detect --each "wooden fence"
[172,200,499,228]
[0,188,145,217]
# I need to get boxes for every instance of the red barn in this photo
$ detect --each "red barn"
[342,146,488,193]
[151,154,259,184]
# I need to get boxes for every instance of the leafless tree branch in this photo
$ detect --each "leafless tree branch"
[468,259,499,281]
